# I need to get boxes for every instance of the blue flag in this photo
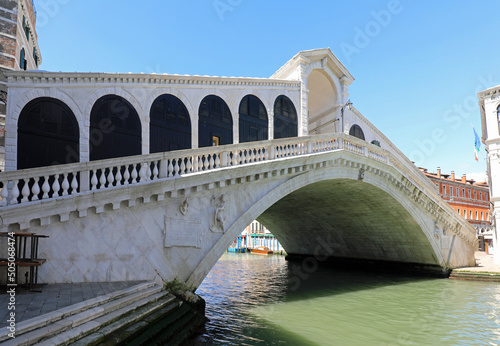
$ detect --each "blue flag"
[473,126,481,161]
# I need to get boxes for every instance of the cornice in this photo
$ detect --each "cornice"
[4,71,301,89]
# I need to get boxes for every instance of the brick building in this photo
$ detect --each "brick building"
[421,167,493,252]
[0,0,42,170]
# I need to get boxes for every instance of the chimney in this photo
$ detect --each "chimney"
[451,171,455,181]
[437,167,441,179]
[462,174,467,183]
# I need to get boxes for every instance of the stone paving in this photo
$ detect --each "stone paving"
[453,251,500,273]
[0,281,144,329]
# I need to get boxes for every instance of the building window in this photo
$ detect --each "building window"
[19,48,26,70]
[463,209,467,217]
[349,124,365,140]
[33,47,38,67]
[457,208,460,214]
[450,188,453,197]
[474,191,477,200]
[443,185,447,195]
[456,187,459,197]
[462,188,465,197]
[470,210,473,219]
[481,211,484,220]
[475,211,478,220]
[468,190,471,199]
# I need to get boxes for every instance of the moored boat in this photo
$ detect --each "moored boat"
[227,247,246,253]
[249,246,273,255]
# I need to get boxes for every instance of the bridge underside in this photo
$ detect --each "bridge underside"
[258,179,440,267]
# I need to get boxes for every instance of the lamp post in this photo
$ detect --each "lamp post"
[340,99,352,134]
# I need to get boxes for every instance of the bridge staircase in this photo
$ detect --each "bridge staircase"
[0,281,205,345]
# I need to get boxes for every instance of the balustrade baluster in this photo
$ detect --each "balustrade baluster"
[0,180,9,207]
[71,173,78,193]
[139,163,148,182]
[21,179,30,203]
[180,158,186,175]
[209,155,215,169]
[215,154,221,168]
[168,160,174,177]
[153,162,159,179]
[31,177,40,201]
[131,165,138,184]
[186,157,193,173]
[123,165,131,185]
[52,174,61,197]
[193,156,199,172]
[11,180,19,205]
[90,170,98,190]
[146,163,152,181]
[173,159,180,175]
[250,149,255,162]
[203,156,209,171]
[99,170,107,188]
[61,173,70,196]
[115,167,123,186]
[42,175,50,198]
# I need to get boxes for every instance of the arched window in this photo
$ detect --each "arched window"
[18,97,79,169]
[20,48,26,70]
[90,95,141,160]
[349,124,365,140]
[274,95,297,139]
[198,95,233,148]
[239,95,268,143]
[150,94,191,153]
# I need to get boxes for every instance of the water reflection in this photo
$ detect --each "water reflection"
[192,253,500,345]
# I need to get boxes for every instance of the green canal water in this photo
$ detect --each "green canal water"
[191,253,500,345]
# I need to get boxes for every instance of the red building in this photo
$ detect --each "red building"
[421,167,493,252]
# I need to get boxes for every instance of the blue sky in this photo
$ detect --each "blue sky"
[34,0,499,181]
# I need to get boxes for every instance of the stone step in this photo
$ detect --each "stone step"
[36,291,175,346]
[0,282,162,346]
[0,281,156,343]
[73,295,183,346]
[449,271,500,282]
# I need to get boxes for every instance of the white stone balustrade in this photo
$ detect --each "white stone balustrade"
[0,133,391,208]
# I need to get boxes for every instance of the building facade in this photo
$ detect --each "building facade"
[422,167,493,253]
[478,86,500,264]
[0,0,42,170]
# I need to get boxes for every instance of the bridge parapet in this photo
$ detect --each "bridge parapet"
[0,133,387,209]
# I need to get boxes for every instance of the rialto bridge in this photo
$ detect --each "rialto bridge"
[0,49,476,287]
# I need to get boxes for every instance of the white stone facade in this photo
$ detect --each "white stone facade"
[478,86,500,264]
[3,48,395,171]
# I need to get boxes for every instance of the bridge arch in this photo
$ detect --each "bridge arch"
[198,94,233,147]
[17,97,80,169]
[149,94,192,153]
[307,69,338,134]
[188,161,445,287]
[89,95,142,160]
[274,95,298,139]
[238,94,268,143]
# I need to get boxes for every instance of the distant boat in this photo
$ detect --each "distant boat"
[227,247,246,253]
[249,246,273,255]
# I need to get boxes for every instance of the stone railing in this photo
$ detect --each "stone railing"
[0,133,390,208]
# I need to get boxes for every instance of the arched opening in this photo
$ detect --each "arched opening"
[349,124,365,140]
[239,95,268,143]
[18,97,79,169]
[307,69,337,134]
[198,95,233,147]
[90,95,141,160]
[150,94,191,153]
[274,95,297,139]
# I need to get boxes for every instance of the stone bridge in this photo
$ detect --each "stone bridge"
[0,133,477,287]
